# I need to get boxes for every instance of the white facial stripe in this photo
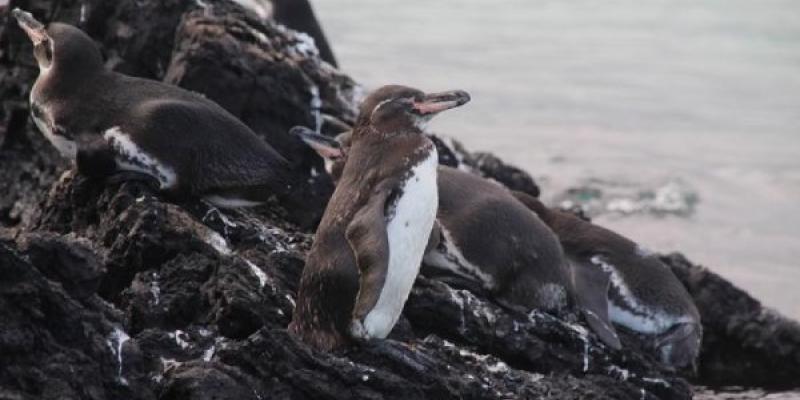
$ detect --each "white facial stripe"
[31,40,53,73]
[372,96,418,115]
[43,41,53,72]
[371,98,393,114]
[29,101,76,158]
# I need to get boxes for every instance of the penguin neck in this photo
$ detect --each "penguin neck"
[32,63,109,105]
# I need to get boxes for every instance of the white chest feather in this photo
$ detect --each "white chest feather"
[103,127,177,189]
[30,102,77,159]
[360,149,439,338]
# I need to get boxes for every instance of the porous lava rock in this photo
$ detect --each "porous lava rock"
[1,1,799,399]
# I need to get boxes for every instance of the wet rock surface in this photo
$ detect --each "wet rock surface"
[1,1,798,399]
[665,254,800,389]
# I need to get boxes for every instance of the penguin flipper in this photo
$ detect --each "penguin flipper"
[75,133,117,180]
[345,184,392,325]
[570,256,622,350]
[75,133,165,191]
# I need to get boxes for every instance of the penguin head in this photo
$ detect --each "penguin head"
[356,85,470,134]
[291,126,351,182]
[13,9,103,74]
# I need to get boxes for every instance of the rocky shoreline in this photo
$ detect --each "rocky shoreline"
[1,1,799,399]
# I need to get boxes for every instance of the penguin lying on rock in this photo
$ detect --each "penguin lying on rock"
[289,85,470,351]
[296,127,703,368]
[512,191,702,369]
[293,126,624,352]
[12,9,303,212]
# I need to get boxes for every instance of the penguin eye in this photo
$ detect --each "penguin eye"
[398,97,416,110]
[34,39,54,66]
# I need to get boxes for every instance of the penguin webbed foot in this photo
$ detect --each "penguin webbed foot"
[104,170,161,190]
[357,339,432,375]
[430,273,491,297]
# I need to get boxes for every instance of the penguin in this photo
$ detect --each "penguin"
[292,126,623,351]
[12,9,293,208]
[288,85,470,351]
[511,191,702,369]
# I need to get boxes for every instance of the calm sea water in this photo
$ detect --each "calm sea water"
[315,0,800,320]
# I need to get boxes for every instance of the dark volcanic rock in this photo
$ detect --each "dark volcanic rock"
[0,1,798,400]
[2,174,691,400]
[664,253,800,389]
[432,134,541,197]
[163,6,361,224]
[17,231,104,300]
[271,0,338,68]
[0,241,152,400]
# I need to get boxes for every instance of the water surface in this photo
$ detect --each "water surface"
[315,0,800,320]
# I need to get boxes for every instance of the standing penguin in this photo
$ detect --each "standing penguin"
[288,85,470,351]
[293,127,623,351]
[512,191,702,368]
[12,10,294,208]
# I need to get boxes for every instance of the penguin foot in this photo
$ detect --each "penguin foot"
[360,340,431,375]
[435,275,492,297]
[350,319,368,339]
[105,170,161,190]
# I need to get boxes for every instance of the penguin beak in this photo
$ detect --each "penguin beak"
[12,8,48,46]
[290,126,344,159]
[412,90,471,115]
